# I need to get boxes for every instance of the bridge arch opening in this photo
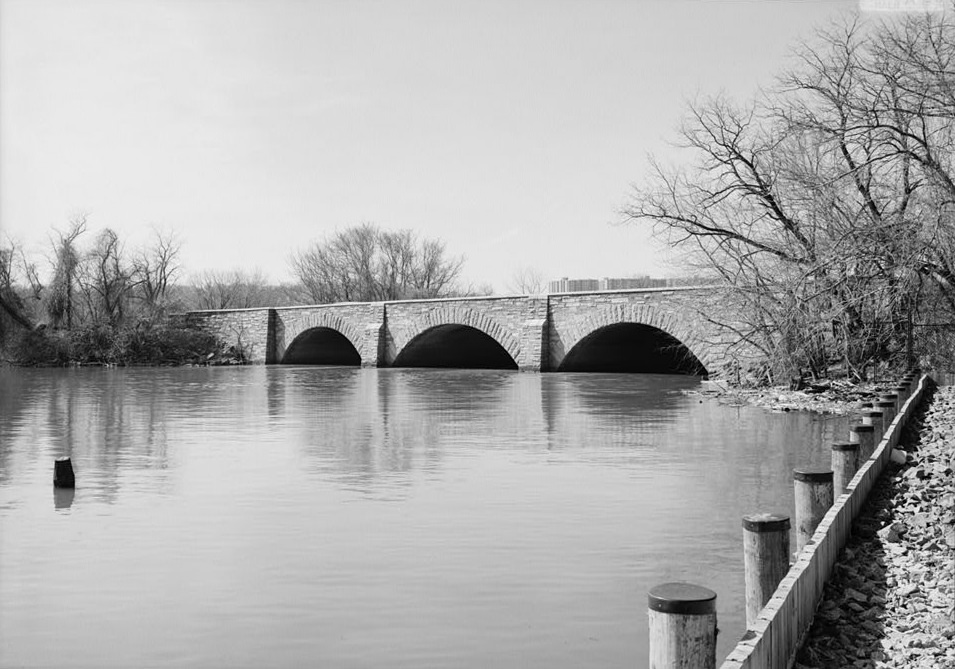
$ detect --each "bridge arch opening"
[393,324,518,370]
[559,323,707,375]
[282,327,361,365]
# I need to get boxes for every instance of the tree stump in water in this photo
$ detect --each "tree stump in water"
[54,457,75,488]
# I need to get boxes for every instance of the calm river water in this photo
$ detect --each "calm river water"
[0,366,847,668]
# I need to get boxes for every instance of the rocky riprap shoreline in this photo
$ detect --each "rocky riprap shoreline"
[696,379,888,415]
[794,383,955,669]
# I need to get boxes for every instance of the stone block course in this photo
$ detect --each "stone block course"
[181,309,274,363]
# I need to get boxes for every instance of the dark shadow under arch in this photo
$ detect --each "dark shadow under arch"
[282,327,361,365]
[393,324,518,370]
[559,323,707,375]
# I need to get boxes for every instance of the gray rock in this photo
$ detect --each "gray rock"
[879,522,907,542]
[899,582,919,596]
[799,385,955,667]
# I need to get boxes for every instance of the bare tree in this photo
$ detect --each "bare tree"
[133,227,182,316]
[4,236,45,307]
[624,10,955,381]
[75,228,136,326]
[290,223,465,303]
[0,240,33,331]
[506,266,547,294]
[47,215,88,329]
[191,268,270,310]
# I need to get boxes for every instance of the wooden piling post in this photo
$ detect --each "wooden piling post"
[648,582,717,669]
[54,457,75,488]
[831,442,860,497]
[849,423,876,460]
[861,409,884,440]
[875,400,896,427]
[793,469,833,554]
[880,392,900,413]
[742,513,790,628]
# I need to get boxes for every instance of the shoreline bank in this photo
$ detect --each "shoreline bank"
[693,379,906,415]
[793,383,955,669]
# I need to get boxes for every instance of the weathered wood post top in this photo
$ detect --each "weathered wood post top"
[849,423,876,460]
[793,468,833,554]
[831,441,860,497]
[742,513,790,628]
[647,582,718,669]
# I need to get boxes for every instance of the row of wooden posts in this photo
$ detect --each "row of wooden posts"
[647,371,919,669]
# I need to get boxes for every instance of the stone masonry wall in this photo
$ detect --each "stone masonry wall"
[180,309,274,364]
[547,287,732,374]
[383,296,548,371]
[179,287,754,376]
[273,303,385,366]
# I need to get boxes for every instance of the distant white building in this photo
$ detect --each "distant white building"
[548,277,599,293]
[547,276,670,293]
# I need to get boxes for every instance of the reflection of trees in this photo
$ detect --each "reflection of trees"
[266,366,285,420]
[0,369,46,485]
[283,368,549,495]
[381,368,542,451]
[287,369,518,493]
[0,367,177,503]
[59,369,176,503]
[375,370,441,476]
[279,367,398,493]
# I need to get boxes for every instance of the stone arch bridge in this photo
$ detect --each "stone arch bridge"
[180,287,747,375]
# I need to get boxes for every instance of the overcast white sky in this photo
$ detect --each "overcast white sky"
[0,0,914,291]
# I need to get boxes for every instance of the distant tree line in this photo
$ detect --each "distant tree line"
[625,9,955,383]
[0,218,476,366]
[0,215,220,365]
